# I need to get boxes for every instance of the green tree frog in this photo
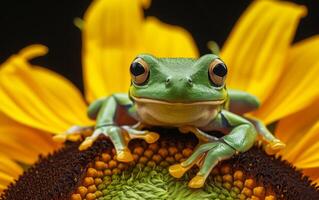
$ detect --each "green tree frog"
[55,54,285,188]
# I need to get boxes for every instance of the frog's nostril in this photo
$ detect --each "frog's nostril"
[187,77,193,87]
[165,77,171,86]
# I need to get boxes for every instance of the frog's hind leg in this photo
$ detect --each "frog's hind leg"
[170,126,219,180]
[188,142,235,188]
[245,117,286,155]
[169,142,217,179]
[169,142,235,188]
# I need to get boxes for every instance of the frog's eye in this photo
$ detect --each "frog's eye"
[209,59,227,87]
[130,57,150,85]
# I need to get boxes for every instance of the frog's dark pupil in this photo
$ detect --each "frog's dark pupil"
[130,62,145,76]
[213,63,227,77]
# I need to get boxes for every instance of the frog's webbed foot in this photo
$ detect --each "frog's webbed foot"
[121,125,159,144]
[264,138,286,155]
[169,141,235,188]
[246,117,286,155]
[78,124,159,163]
[53,125,94,143]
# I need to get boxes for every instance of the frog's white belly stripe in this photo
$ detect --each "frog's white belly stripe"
[132,97,224,127]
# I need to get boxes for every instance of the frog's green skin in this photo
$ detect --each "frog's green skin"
[72,54,284,188]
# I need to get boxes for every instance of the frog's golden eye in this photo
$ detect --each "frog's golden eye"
[209,59,227,87]
[130,57,150,85]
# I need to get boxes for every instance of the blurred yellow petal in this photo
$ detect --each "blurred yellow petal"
[31,67,92,124]
[139,0,151,9]
[275,100,319,165]
[83,0,143,101]
[18,44,48,60]
[83,0,198,102]
[286,122,319,168]
[0,184,6,193]
[221,0,306,102]
[302,168,319,185]
[0,172,14,188]
[142,17,198,58]
[0,111,59,164]
[0,45,93,134]
[297,145,319,168]
[0,155,23,179]
[83,0,143,49]
[0,156,21,193]
[253,36,319,123]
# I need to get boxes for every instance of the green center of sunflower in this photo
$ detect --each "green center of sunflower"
[94,165,245,200]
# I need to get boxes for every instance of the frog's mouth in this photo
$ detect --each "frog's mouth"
[131,96,226,106]
[131,96,226,127]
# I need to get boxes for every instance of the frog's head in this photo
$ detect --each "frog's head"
[129,54,228,104]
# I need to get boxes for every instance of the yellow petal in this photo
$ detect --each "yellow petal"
[253,36,319,123]
[0,157,20,191]
[83,0,143,49]
[0,45,93,134]
[275,100,319,165]
[0,111,59,164]
[0,184,6,194]
[82,0,143,101]
[141,17,198,58]
[221,0,306,102]
[0,172,14,187]
[0,155,23,179]
[82,0,198,102]
[139,0,151,9]
[287,122,319,168]
[18,44,48,60]
[302,168,319,185]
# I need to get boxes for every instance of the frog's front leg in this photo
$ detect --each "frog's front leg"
[53,125,94,142]
[169,110,257,188]
[56,94,159,162]
[81,94,159,162]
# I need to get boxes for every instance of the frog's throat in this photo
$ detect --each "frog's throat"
[131,96,226,127]
[131,96,226,106]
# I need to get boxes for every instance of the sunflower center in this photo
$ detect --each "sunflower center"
[70,133,276,200]
[1,129,319,200]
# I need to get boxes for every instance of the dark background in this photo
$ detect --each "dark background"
[0,0,318,92]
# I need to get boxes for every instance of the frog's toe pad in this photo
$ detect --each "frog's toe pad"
[178,126,191,134]
[169,164,188,178]
[52,134,67,143]
[68,135,81,142]
[79,138,93,151]
[272,141,286,150]
[265,140,286,155]
[188,175,205,188]
[116,149,134,162]
[144,132,160,143]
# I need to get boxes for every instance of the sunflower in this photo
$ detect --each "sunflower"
[0,0,319,199]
